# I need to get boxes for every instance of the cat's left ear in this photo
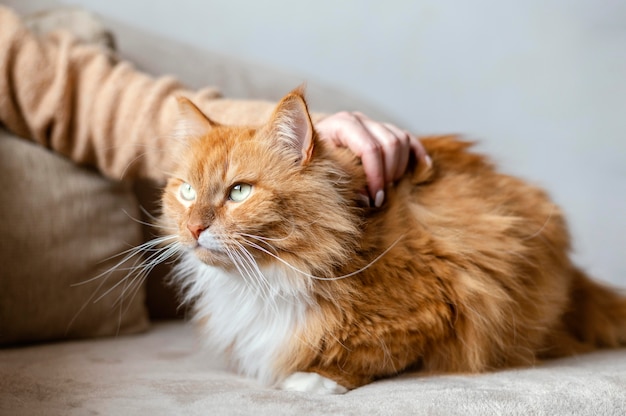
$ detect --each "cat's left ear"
[173,96,220,140]
[269,87,315,165]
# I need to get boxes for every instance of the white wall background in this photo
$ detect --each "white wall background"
[9,0,626,285]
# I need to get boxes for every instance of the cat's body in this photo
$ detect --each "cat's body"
[160,88,626,393]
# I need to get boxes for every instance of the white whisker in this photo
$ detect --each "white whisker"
[111,242,184,308]
[522,204,555,241]
[120,151,150,179]
[68,234,183,337]
[229,241,281,311]
[122,208,176,232]
[241,235,405,281]
[65,267,112,334]
[70,236,178,287]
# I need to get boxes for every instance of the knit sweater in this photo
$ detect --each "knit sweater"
[0,6,291,182]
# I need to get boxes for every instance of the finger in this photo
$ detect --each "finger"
[317,113,386,200]
[382,122,411,182]
[408,133,431,168]
[358,120,400,186]
[359,141,386,203]
[351,113,403,184]
[341,116,386,200]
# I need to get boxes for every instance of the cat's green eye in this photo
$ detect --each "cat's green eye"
[179,182,197,202]
[229,183,252,202]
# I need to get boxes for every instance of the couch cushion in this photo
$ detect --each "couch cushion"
[0,131,149,345]
[1,321,625,415]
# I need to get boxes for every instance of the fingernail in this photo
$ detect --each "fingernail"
[374,190,385,208]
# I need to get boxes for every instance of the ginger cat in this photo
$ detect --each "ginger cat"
[159,87,626,393]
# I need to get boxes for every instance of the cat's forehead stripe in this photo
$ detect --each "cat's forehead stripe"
[186,129,259,190]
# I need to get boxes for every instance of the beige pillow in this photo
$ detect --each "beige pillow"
[0,131,149,345]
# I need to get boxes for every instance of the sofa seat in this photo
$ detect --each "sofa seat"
[2,321,625,415]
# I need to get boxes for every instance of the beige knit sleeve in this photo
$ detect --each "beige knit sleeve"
[0,6,278,181]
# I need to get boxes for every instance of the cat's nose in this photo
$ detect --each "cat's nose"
[187,222,207,240]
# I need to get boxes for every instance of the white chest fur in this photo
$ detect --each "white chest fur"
[175,255,313,385]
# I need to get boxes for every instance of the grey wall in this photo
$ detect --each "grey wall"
[10,0,626,285]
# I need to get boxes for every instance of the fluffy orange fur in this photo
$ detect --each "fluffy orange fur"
[161,87,626,390]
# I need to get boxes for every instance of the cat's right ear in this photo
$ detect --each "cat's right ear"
[173,97,219,140]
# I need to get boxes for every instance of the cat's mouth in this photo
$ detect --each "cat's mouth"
[190,229,265,269]
[185,231,227,264]
[192,244,231,267]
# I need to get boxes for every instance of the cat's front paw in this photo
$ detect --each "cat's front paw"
[279,372,348,394]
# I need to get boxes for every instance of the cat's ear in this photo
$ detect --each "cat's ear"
[268,87,315,165]
[173,96,220,140]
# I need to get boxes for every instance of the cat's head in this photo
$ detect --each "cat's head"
[161,87,366,279]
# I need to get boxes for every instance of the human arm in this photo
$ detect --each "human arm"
[0,5,427,195]
[0,6,279,180]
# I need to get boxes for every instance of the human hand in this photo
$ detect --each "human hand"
[315,111,430,207]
